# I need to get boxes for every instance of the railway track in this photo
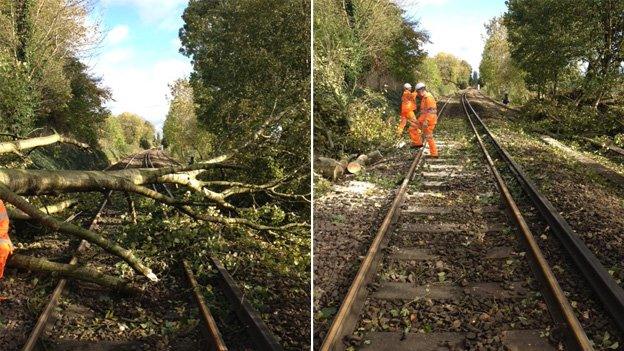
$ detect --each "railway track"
[21,152,143,350]
[14,151,202,350]
[14,149,284,351]
[317,94,624,350]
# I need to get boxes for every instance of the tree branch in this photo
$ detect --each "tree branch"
[0,132,89,154]
[0,184,157,281]
[8,254,140,294]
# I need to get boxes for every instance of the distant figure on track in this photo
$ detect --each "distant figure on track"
[0,200,13,284]
[412,82,438,157]
[502,92,509,105]
[396,83,421,148]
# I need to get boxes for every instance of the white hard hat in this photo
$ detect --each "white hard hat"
[415,82,426,90]
[403,83,412,90]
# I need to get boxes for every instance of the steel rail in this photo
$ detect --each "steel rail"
[462,93,592,350]
[210,256,284,351]
[320,97,451,351]
[464,93,624,333]
[182,260,228,351]
[22,152,142,351]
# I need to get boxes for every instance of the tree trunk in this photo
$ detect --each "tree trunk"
[8,254,140,294]
[346,150,383,174]
[0,184,157,281]
[314,157,346,181]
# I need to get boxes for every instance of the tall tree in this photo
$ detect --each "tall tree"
[49,58,111,145]
[433,52,471,89]
[0,0,107,137]
[180,0,310,176]
[479,17,529,103]
[505,0,624,103]
[313,0,428,154]
[162,79,213,161]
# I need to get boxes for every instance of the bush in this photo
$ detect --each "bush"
[344,96,395,151]
[521,98,624,137]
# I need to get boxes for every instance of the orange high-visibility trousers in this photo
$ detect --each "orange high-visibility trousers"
[397,111,423,147]
[0,200,12,279]
[412,115,438,156]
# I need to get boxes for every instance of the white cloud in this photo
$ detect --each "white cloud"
[102,0,187,27]
[394,0,448,10]
[106,24,129,45]
[420,13,485,70]
[100,48,134,64]
[92,55,192,131]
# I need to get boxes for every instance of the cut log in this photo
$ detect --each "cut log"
[314,157,346,181]
[8,254,140,294]
[346,150,383,174]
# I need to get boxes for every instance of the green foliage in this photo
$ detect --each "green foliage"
[505,0,624,101]
[116,112,156,149]
[385,20,429,84]
[180,0,310,174]
[479,17,530,104]
[344,91,395,151]
[0,0,110,143]
[433,52,471,89]
[520,99,623,137]
[162,79,213,162]
[0,58,37,133]
[99,116,132,161]
[48,58,111,145]
[414,57,443,95]
[98,113,155,161]
[504,0,624,139]
[314,0,428,155]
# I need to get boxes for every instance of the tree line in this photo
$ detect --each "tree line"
[0,0,159,162]
[313,0,472,156]
[479,0,623,139]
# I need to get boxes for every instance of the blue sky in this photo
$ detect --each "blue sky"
[85,0,507,131]
[87,0,191,131]
[398,0,507,72]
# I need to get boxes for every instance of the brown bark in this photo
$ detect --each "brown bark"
[314,157,346,181]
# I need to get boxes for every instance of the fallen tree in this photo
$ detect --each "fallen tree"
[1,119,309,287]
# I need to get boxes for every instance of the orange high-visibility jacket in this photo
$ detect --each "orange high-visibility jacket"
[401,90,417,115]
[0,200,13,279]
[418,92,437,119]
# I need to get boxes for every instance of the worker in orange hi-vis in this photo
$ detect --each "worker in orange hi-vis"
[396,83,423,148]
[0,199,13,283]
[412,82,438,157]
